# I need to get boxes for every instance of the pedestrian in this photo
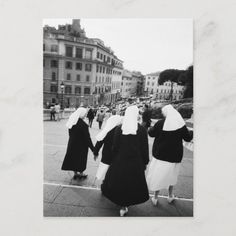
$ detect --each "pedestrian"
[101,105,150,216]
[87,107,95,128]
[96,109,105,129]
[61,107,94,179]
[55,103,61,121]
[146,104,193,205]
[50,104,56,121]
[142,104,151,130]
[93,115,123,182]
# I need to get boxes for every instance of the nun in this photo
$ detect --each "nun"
[61,107,94,179]
[147,104,193,205]
[101,105,150,216]
[93,115,123,182]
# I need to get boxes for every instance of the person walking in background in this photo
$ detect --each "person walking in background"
[61,107,94,179]
[50,104,56,121]
[101,106,150,216]
[147,104,193,206]
[97,109,105,129]
[142,104,151,130]
[93,115,123,182]
[87,107,95,128]
[54,103,61,121]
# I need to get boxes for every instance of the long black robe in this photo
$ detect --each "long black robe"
[61,118,94,172]
[101,124,150,206]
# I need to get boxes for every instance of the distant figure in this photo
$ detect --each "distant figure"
[61,107,94,179]
[147,104,193,205]
[97,110,105,129]
[87,107,95,128]
[55,103,61,121]
[142,104,151,129]
[93,115,123,181]
[111,109,116,115]
[101,106,150,216]
[50,104,56,121]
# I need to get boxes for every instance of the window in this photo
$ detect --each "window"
[75,47,83,58]
[76,74,80,81]
[50,85,57,93]
[75,86,81,94]
[84,87,90,95]
[100,66,102,73]
[96,65,99,72]
[51,45,58,52]
[85,49,92,59]
[103,55,106,62]
[85,64,92,72]
[65,61,72,69]
[52,72,56,81]
[65,45,73,57]
[66,73,71,80]
[50,60,58,68]
[95,76,97,83]
[65,86,72,94]
[147,82,150,85]
[103,67,105,73]
[86,75,90,82]
[152,82,154,86]
[97,52,100,58]
[100,53,103,60]
[76,62,82,70]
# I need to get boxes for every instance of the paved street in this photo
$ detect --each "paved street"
[44,118,193,216]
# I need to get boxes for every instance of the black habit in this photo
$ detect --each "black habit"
[101,124,150,206]
[148,119,193,163]
[93,127,116,165]
[61,118,94,172]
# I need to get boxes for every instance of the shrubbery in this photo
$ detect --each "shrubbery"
[150,102,193,119]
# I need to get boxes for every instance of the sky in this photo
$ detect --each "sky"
[43,18,192,75]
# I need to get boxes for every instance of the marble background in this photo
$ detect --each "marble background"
[0,0,236,235]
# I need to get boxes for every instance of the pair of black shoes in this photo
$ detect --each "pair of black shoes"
[73,173,88,180]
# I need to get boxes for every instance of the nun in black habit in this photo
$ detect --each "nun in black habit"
[93,115,123,182]
[101,105,150,216]
[61,107,94,179]
[147,104,193,205]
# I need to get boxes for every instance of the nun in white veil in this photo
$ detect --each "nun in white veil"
[147,104,193,205]
[93,115,123,182]
[61,107,94,179]
[101,105,150,216]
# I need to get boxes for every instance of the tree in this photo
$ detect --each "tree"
[178,65,193,98]
[158,66,193,100]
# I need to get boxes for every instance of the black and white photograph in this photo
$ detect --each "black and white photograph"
[43,18,193,217]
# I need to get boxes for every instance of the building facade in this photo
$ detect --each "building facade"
[120,70,133,98]
[145,72,184,100]
[43,19,123,108]
[132,71,145,96]
[120,70,145,98]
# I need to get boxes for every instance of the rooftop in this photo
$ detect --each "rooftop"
[146,71,161,76]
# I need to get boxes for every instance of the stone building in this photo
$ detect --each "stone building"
[120,70,145,98]
[43,19,123,108]
[145,72,184,100]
